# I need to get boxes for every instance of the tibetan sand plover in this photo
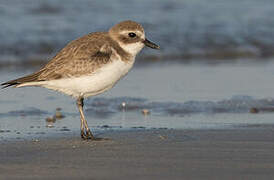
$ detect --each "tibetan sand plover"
[1,20,160,140]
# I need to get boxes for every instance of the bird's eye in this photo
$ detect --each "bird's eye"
[128,32,136,38]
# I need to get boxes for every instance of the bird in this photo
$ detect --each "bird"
[1,20,160,140]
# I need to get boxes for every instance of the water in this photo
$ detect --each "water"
[1,0,274,63]
[1,61,274,140]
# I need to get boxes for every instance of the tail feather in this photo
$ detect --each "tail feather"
[1,70,44,89]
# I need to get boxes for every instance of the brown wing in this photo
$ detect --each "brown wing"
[1,32,113,88]
[37,32,113,80]
[39,46,112,80]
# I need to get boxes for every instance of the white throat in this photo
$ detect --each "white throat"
[118,42,145,57]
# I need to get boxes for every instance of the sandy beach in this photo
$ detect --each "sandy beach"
[0,127,274,180]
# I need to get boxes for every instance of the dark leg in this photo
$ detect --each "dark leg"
[76,97,95,140]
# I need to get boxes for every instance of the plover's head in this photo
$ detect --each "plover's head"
[109,20,160,56]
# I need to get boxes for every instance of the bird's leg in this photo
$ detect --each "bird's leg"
[82,111,94,139]
[77,98,85,139]
[76,97,95,140]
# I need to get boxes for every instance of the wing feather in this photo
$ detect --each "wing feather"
[1,32,114,88]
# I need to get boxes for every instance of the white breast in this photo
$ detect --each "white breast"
[39,58,135,98]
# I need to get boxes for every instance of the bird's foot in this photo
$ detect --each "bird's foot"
[86,129,95,139]
[81,130,86,139]
[81,129,95,140]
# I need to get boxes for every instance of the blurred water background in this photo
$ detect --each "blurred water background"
[1,0,274,65]
[1,0,274,140]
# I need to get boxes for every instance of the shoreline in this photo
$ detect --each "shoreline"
[1,127,274,179]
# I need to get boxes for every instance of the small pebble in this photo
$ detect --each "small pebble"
[46,116,56,122]
[46,124,54,128]
[121,102,126,107]
[32,139,40,142]
[142,109,150,115]
[250,107,259,114]
[55,111,64,119]
[159,135,167,140]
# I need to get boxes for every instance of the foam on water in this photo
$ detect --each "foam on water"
[84,96,274,117]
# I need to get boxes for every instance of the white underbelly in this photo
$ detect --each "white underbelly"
[41,59,135,98]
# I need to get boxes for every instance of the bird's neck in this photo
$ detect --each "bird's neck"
[110,40,134,63]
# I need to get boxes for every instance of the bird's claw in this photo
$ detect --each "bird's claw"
[81,129,95,140]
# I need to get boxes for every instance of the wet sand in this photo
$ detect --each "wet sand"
[1,127,274,180]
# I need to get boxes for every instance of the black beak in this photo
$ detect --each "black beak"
[144,39,160,49]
